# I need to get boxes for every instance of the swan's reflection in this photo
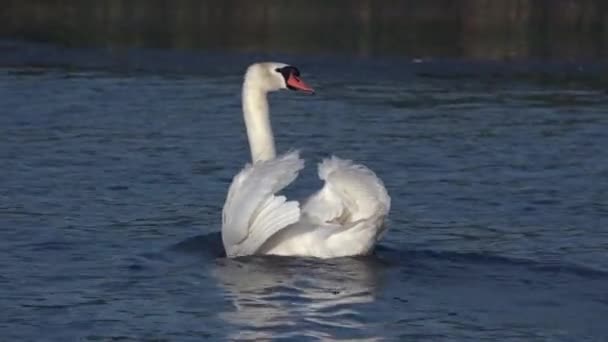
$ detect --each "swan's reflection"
[212,255,385,341]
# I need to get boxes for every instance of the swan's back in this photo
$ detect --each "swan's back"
[260,156,391,258]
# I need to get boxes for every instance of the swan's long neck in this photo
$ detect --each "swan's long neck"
[242,79,276,163]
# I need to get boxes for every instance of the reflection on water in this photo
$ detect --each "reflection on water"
[1,0,607,60]
[213,256,383,340]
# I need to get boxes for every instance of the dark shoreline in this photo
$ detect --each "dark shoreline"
[1,0,606,60]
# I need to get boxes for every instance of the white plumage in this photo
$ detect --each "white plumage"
[221,62,391,258]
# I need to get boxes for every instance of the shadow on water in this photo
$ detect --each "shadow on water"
[170,232,608,281]
[170,231,226,258]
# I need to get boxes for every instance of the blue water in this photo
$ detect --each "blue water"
[1,42,608,341]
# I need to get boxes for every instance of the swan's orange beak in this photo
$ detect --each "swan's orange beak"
[287,74,315,94]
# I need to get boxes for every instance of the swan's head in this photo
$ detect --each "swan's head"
[244,62,314,94]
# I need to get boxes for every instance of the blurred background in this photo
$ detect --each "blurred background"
[3,1,608,341]
[1,0,607,60]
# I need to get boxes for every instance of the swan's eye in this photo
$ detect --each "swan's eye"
[277,66,300,77]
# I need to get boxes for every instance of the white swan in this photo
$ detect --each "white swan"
[221,62,390,258]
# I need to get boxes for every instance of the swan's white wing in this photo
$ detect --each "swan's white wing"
[222,151,304,257]
[302,156,390,233]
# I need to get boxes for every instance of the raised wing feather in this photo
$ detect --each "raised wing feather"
[222,151,304,257]
[302,156,390,227]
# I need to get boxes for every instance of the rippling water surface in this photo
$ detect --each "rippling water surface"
[1,42,608,340]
